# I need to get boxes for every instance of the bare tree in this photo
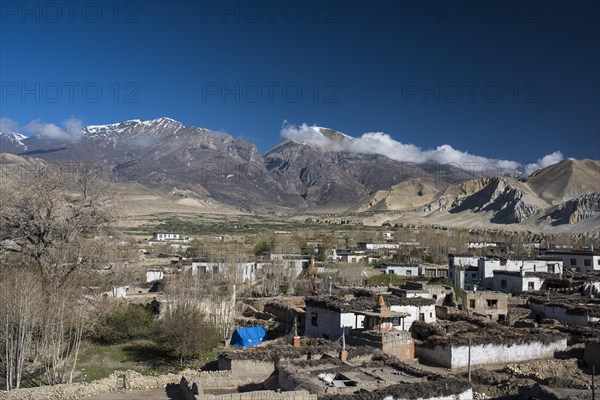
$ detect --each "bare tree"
[0,162,117,389]
[0,163,115,282]
[0,268,44,390]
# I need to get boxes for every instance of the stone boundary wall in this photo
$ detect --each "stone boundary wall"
[180,375,316,400]
[416,339,567,369]
[0,369,243,400]
[530,302,589,326]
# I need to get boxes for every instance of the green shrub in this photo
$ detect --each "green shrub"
[91,303,155,344]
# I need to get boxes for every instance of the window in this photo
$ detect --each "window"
[570,258,577,266]
[501,280,507,289]
[469,299,475,308]
[406,270,412,276]
[311,313,318,327]
[472,273,477,278]
[487,299,498,309]
[419,313,425,321]
[389,270,395,275]
[528,282,535,290]
[584,259,591,267]
[432,294,438,300]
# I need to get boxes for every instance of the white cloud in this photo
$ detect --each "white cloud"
[0,117,20,133]
[281,122,563,176]
[25,117,83,140]
[281,121,335,147]
[524,151,564,175]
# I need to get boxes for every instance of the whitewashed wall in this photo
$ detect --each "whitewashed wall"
[390,304,436,331]
[417,339,567,368]
[530,302,589,326]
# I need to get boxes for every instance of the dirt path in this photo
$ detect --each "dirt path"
[82,384,184,400]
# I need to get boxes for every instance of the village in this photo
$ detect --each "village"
[5,228,594,400]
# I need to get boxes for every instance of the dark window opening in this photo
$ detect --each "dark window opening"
[311,312,318,327]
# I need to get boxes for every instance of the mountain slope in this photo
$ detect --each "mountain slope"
[4,118,599,233]
[16,118,299,211]
[0,131,27,153]
[526,159,600,204]
[265,127,469,208]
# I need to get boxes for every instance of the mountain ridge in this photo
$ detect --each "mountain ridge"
[1,118,598,232]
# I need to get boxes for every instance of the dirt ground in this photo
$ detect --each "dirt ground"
[83,384,184,400]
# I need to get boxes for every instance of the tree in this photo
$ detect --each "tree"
[253,240,271,255]
[0,267,44,390]
[0,163,115,282]
[0,162,117,389]
[155,302,218,368]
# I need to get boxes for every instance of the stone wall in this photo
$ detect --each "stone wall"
[0,369,279,400]
[180,374,316,400]
[393,388,473,400]
[529,302,589,326]
[0,369,187,400]
[416,339,567,369]
[217,358,276,381]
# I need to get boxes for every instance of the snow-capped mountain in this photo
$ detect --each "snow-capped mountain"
[84,117,184,138]
[0,131,28,153]
[2,117,598,231]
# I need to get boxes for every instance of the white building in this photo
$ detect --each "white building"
[381,264,419,277]
[448,255,481,288]
[541,250,600,273]
[304,299,364,341]
[491,271,548,294]
[191,262,261,283]
[357,242,401,250]
[153,233,188,241]
[111,286,129,298]
[389,302,436,331]
[146,268,164,282]
[305,295,436,340]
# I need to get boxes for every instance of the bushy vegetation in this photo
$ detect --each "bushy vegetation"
[253,240,271,255]
[91,303,155,344]
[155,304,221,368]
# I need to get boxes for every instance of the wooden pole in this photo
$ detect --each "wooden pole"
[467,338,472,384]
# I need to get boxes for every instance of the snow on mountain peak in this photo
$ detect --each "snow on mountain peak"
[0,131,28,151]
[84,117,184,137]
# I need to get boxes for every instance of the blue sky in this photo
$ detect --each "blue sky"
[1,0,599,165]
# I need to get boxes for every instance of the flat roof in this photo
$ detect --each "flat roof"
[356,310,410,318]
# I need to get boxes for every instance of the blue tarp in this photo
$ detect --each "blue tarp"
[231,326,266,347]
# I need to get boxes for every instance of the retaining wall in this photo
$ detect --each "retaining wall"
[416,339,567,369]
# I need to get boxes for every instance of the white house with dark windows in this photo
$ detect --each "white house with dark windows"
[304,293,436,340]
[541,250,600,273]
[491,271,549,294]
[153,233,188,241]
[380,264,419,277]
